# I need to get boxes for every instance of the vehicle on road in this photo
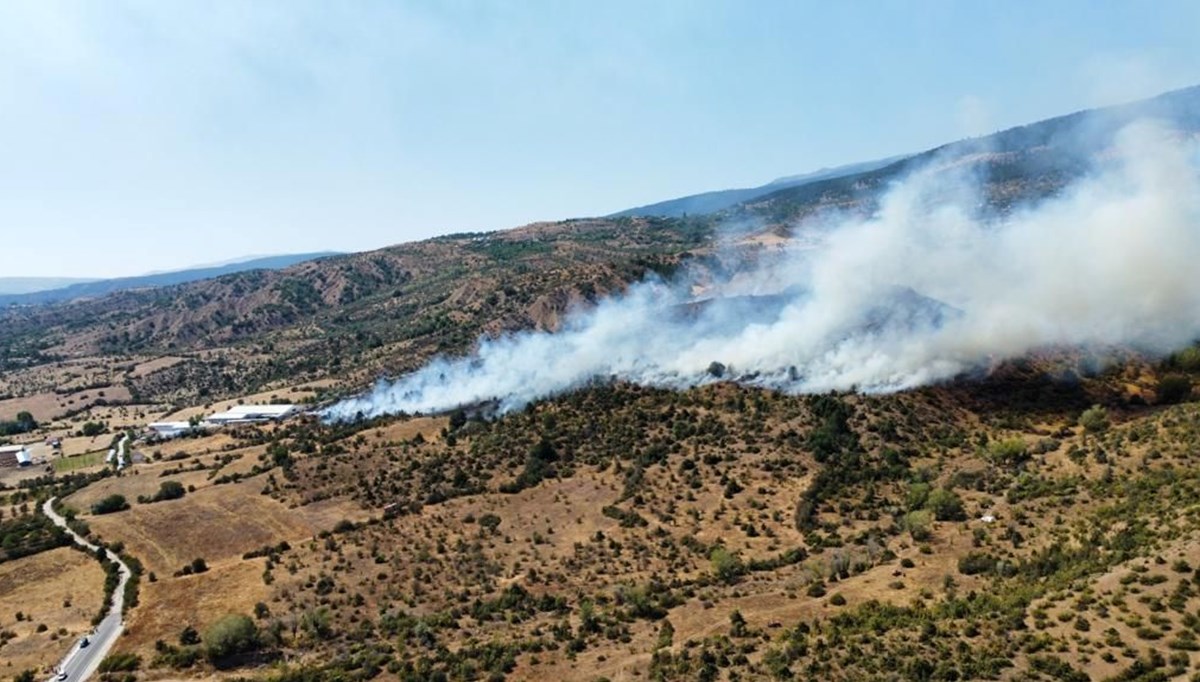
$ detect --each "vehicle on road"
[80,636,89,648]
[57,671,68,681]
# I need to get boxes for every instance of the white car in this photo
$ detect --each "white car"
[57,671,68,681]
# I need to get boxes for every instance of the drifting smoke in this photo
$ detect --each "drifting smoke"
[324,121,1200,421]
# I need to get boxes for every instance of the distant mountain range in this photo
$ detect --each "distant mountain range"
[0,277,99,295]
[0,252,339,306]
[609,155,907,218]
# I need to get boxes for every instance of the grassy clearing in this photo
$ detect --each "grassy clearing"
[53,450,106,472]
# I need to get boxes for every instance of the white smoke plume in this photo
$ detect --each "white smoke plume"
[323,121,1200,420]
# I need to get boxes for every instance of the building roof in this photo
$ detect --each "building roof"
[205,404,299,423]
[225,404,297,417]
[148,421,193,430]
[0,444,27,454]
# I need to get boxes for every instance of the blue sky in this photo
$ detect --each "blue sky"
[3,1,1199,278]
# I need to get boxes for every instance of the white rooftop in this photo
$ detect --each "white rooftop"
[148,421,193,430]
[206,404,299,422]
[0,444,27,454]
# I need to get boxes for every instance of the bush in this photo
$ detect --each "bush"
[155,481,186,501]
[925,488,967,521]
[203,613,259,661]
[958,552,997,576]
[478,513,501,533]
[906,482,931,511]
[1157,374,1192,404]
[903,510,934,541]
[987,439,1029,467]
[710,547,743,584]
[1079,405,1109,435]
[180,625,201,645]
[98,652,142,672]
[81,421,106,437]
[91,494,129,515]
[1171,346,1200,371]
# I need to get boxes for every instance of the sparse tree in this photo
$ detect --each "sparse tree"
[203,613,259,661]
[729,610,748,637]
[926,488,967,522]
[1079,405,1109,437]
[656,619,675,650]
[710,547,743,584]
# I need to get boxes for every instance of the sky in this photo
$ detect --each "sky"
[2,1,1200,278]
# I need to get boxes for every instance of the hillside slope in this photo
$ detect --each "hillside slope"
[609,155,905,218]
[736,85,1200,224]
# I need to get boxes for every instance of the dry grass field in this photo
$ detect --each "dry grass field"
[0,547,105,675]
[77,479,363,579]
[121,559,274,654]
[0,384,132,423]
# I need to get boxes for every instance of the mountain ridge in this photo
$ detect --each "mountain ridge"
[0,252,340,307]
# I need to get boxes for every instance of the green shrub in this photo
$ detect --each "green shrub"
[1079,406,1109,435]
[710,547,743,584]
[203,613,260,661]
[98,652,142,672]
[1157,374,1192,404]
[91,494,129,515]
[957,552,997,576]
[925,488,967,521]
[987,438,1029,467]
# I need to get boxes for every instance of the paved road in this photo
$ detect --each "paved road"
[43,447,132,682]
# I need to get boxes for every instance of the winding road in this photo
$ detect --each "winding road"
[42,434,133,682]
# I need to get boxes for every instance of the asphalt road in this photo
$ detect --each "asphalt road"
[42,434,132,682]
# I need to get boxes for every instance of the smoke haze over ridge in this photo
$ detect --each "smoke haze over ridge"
[324,120,1200,421]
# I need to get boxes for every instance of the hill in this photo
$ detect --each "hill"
[608,155,906,218]
[614,85,1200,225]
[0,252,340,307]
[734,85,1200,224]
[1,86,1200,682]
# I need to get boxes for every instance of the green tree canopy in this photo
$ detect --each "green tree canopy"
[710,547,743,584]
[925,488,967,521]
[203,613,259,661]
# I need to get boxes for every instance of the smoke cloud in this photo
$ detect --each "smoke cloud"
[323,121,1200,420]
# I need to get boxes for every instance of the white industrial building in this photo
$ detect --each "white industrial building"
[0,444,32,467]
[204,404,300,426]
[146,421,196,439]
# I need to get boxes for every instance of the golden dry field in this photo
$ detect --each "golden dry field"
[0,547,105,675]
